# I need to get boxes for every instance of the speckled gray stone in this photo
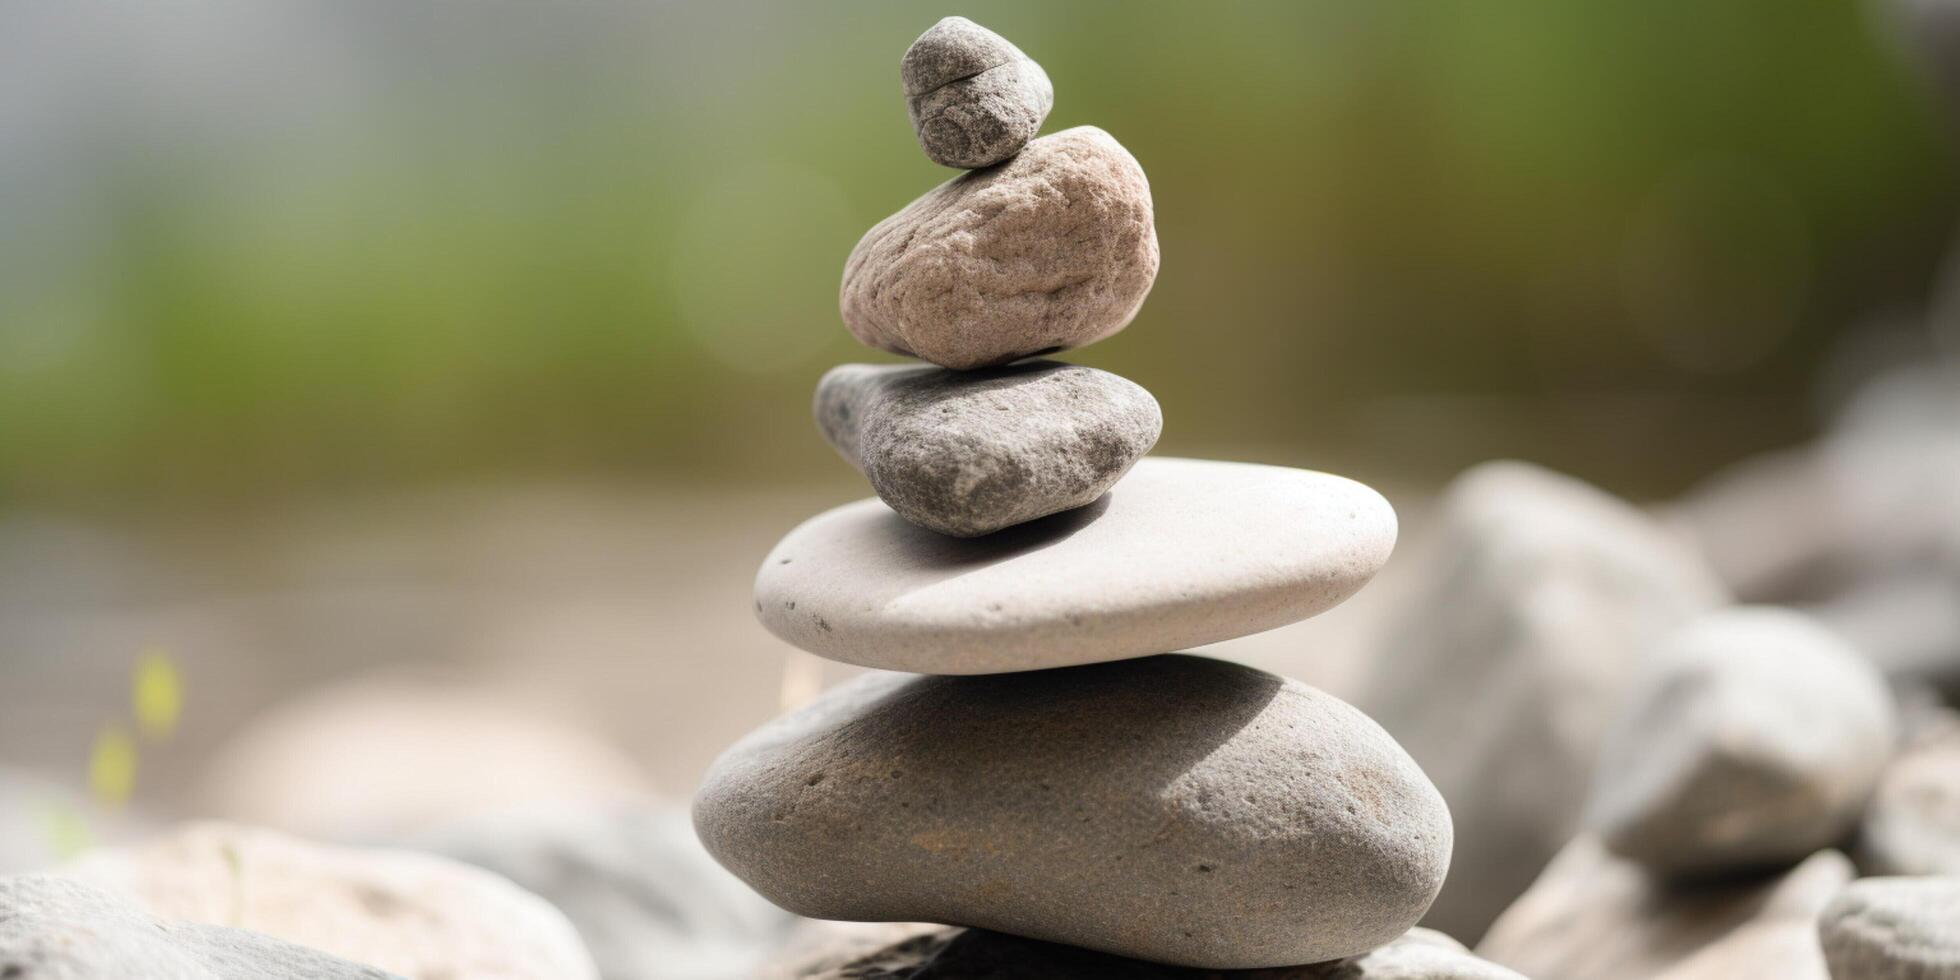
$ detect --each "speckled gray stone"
[840,126,1158,370]
[814,360,1160,537]
[1820,877,1960,979]
[754,457,1396,674]
[901,17,1053,169]
[901,17,1022,96]
[693,655,1452,970]
[1586,607,1897,878]
[0,874,399,979]
[1861,714,1960,877]
[766,924,1519,979]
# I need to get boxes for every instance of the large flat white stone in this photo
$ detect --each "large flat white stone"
[752,457,1396,674]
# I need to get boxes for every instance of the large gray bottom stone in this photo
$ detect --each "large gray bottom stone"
[694,655,1451,970]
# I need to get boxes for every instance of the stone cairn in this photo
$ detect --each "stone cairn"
[695,18,1482,975]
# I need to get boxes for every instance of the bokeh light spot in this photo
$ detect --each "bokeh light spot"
[88,725,136,809]
[134,649,183,740]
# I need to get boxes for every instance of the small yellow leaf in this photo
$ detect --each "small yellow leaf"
[133,650,182,740]
[89,725,136,808]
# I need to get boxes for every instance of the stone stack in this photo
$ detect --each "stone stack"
[695,17,1472,974]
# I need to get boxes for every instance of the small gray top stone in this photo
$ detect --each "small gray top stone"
[901,17,1025,96]
[1819,876,1960,979]
[901,17,1053,168]
[814,360,1161,537]
[753,457,1396,674]
[693,655,1452,969]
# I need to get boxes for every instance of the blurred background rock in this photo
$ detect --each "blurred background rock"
[3,0,1959,974]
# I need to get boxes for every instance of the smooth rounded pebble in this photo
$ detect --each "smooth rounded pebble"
[1861,714,1960,877]
[694,654,1452,969]
[1820,877,1960,979]
[1586,606,1897,878]
[902,17,1051,169]
[766,924,1518,979]
[0,874,398,979]
[840,126,1158,370]
[753,457,1396,673]
[65,822,599,980]
[814,360,1161,537]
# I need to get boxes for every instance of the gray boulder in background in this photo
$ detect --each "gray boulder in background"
[1586,607,1896,878]
[1477,837,1849,980]
[410,803,799,980]
[1361,460,1728,940]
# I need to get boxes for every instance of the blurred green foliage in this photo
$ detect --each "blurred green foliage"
[0,0,1951,509]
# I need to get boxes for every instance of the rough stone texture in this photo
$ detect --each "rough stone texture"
[1587,606,1897,878]
[1820,876,1960,979]
[694,655,1452,970]
[410,803,800,980]
[900,17,1023,96]
[0,873,399,979]
[763,924,1520,979]
[840,126,1158,370]
[902,18,1052,169]
[194,674,652,840]
[907,60,1052,170]
[65,822,599,980]
[814,360,1161,537]
[754,457,1396,674]
[1360,460,1729,939]
[1478,837,1850,980]
[1861,712,1960,877]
